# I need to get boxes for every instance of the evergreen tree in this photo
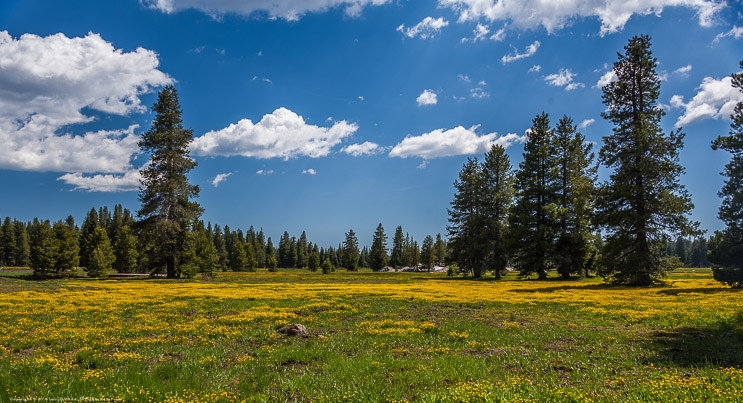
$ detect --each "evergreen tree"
[245,242,257,272]
[421,235,435,271]
[267,255,278,272]
[369,223,389,271]
[321,257,333,274]
[13,220,29,267]
[213,225,228,268]
[1,217,15,266]
[359,246,369,268]
[308,251,321,272]
[29,219,55,278]
[51,221,79,276]
[79,208,99,269]
[509,113,557,279]
[551,116,597,279]
[690,237,709,268]
[266,237,276,264]
[137,85,203,278]
[113,225,138,273]
[390,226,405,270]
[255,229,266,268]
[597,35,699,285]
[85,226,115,278]
[709,60,743,286]
[674,237,690,266]
[228,233,247,271]
[342,229,360,271]
[297,231,308,268]
[279,231,291,268]
[434,233,446,266]
[481,144,515,279]
[448,158,487,277]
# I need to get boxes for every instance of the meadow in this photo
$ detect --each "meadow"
[0,269,741,402]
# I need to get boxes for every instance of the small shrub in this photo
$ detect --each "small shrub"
[447,263,458,277]
[321,258,333,274]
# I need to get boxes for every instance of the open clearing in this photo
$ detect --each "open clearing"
[0,269,741,402]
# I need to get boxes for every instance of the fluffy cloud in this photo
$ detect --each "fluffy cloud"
[578,118,596,129]
[190,108,358,160]
[595,70,618,87]
[529,65,542,73]
[461,23,491,42]
[144,0,392,20]
[397,17,449,39]
[501,40,540,64]
[416,89,438,106]
[0,30,171,192]
[389,125,525,159]
[256,169,274,175]
[302,168,317,175]
[57,169,142,192]
[439,0,724,35]
[341,141,382,156]
[714,25,743,42]
[544,69,585,90]
[674,64,692,76]
[211,172,233,187]
[672,76,743,127]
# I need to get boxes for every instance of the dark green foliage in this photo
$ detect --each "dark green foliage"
[597,35,699,285]
[509,113,557,279]
[228,233,247,271]
[181,230,218,279]
[342,229,360,271]
[321,258,333,274]
[78,208,99,269]
[267,256,278,272]
[85,227,114,278]
[369,223,388,271]
[390,226,405,269]
[13,220,29,267]
[29,219,55,278]
[51,220,79,275]
[308,251,320,272]
[113,225,138,273]
[2,217,15,265]
[245,242,257,272]
[551,116,597,279]
[481,145,515,279]
[434,233,446,266]
[420,235,434,271]
[448,157,487,277]
[137,85,203,278]
[709,60,743,286]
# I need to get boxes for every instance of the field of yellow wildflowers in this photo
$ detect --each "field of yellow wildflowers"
[0,269,741,402]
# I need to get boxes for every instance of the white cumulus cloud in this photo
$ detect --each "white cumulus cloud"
[501,40,540,64]
[672,76,743,127]
[470,88,490,98]
[341,141,382,156]
[302,168,317,175]
[0,30,172,191]
[211,172,233,187]
[529,65,542,73]
[190,108,358,160]
[595,69,618,88]
[389,125,526,159]
[674,64,692,76]
[57,169,142,192]
[256,169,274,175]
[397,17,449,39]
[578,118,596,129]
[143,0,393,21]
[416,89,438,106]
[439,0,724,35]
[545,69,585,90]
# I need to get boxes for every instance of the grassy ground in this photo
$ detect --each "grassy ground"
[0,269,741,402]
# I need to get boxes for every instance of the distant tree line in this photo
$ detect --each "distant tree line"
[0,210,447,278]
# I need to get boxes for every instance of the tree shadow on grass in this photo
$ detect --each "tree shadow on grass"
[656,287,742,296]
[645,312,743,367]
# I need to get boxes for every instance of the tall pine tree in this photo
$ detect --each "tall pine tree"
[137,85,203,278]
[481,144,515,279]
[597,35,699,285]
[709,60,743,287]
[369,223,389,271]
[509,113,557,279]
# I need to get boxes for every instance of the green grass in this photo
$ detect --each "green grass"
[0,269,740,402]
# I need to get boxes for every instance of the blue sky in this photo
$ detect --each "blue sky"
[0,0,741,246]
